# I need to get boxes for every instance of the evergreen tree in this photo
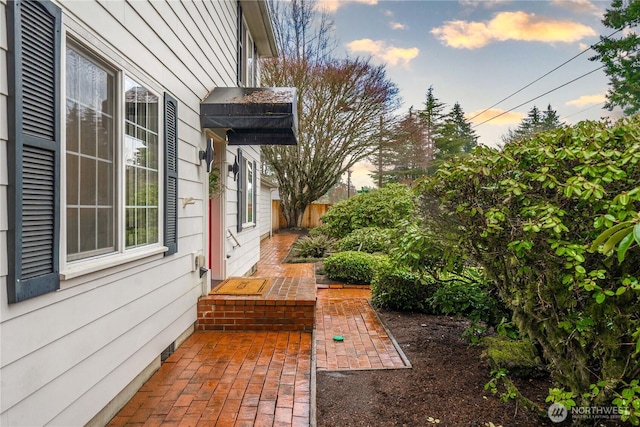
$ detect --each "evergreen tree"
[419,86,447,171]
[513,105,542,140]
[370,107,428,186]
[373,87,478,181]
[504,104,563,143]
[542,104,562,131]
[435,102,478,164]
[589,0,640,115]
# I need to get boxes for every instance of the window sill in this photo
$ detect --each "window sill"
[60,246,169,281]
[240,223,256,231]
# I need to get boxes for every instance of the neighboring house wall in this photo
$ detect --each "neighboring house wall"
[259,180,278,240]
[0,1,240,425]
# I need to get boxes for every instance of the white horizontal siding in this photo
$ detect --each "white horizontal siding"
[49,308,195,426]
[2,273,199,424]
[0,99,6,280]
[259,183,275,239]
[178,158,207,189]
[0,92,6,142]
[1,0,239,425]
[0,0,7,394]
[2,254,190,366]
[225,145,262,277]
[181,216,207,240]
[0,0,6,51]
[5,284,200,426]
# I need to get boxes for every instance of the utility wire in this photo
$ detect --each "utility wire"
[472,65,605,128]
[475,42,640,127]
[561,101,607,121]
[467,26,627,123]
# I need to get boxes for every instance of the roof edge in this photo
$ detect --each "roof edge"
[241,0,278,58]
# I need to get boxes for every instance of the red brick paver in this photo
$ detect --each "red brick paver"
[254,233,314,279]
[108,331,311,427]
[315,288,408,371]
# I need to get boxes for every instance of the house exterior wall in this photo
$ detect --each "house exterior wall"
[224,144,262,277]
[0,1,244,425]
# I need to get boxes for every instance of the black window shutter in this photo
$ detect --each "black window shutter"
[252,160,257,224]
[164,93,178,256]
[7,0,62,303]
[237,148,244,232]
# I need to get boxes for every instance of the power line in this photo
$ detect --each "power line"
[467,48,593,122]
[472,65,605,128]
[560,101,607,121]
[467,26,627,123]
[474,42,640,127]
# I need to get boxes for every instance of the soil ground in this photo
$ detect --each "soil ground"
[316,309,627,427]
[316,310,553,427]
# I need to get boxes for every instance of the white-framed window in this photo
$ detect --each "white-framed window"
[245,159,253,223]
[236,148,257,232]
[7,0,178,302]
[64,39,164,265]
[124,77,160,249]
[245,31,256,87]
[237,4,257,87]
[65,43,117,261]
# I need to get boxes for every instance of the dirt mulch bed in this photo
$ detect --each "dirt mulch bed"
[317,310,557,427]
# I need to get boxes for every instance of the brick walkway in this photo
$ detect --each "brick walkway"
[315,288,407,371]
[108,233,407,426]
[108,331,311,427]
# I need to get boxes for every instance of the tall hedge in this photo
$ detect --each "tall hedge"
[320,184,416,238]
[417,117,640,417]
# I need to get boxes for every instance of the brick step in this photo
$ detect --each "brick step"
[196,277,316,332]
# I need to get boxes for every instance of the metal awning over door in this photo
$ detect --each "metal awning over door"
[200,87,298,146]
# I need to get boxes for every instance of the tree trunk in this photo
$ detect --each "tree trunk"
[282,203,307,229]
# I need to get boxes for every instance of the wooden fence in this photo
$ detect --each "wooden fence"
[272,201,331,230]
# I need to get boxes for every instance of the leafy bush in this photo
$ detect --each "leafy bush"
[336,227,394,254]
[324,251,388,284]
[389,220,466,277]
[320,184,416,238]
[417,117,640,413]
[308,224,331,238]
[292,235,335,259]
[428,275,506,326]
[370,263,436,311]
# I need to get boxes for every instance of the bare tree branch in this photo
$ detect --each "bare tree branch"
[261,57,399,226]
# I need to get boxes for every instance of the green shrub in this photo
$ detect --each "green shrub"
[308,224,330,238]
[336,227,394,253]
[320,184,416,238]
[324,251,387,284]
[417,116,640,411]
[292,235,335,259]
[371,263,436,311]
[428,275,506,325]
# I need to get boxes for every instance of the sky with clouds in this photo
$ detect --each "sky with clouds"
[318,0,620,188]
